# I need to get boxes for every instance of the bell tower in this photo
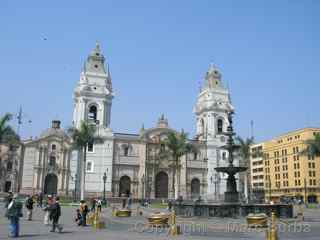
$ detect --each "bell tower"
[194,64,234,200]
[73,42,113,129]
[71,43,114,198]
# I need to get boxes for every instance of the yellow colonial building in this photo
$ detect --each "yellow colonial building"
[262,128,320,203]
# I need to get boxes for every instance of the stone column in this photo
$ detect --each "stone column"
[179,155,187,199]
[169,169,175,199]
[41,147,48,192]
[36,147,42,190]
[138,143,146,199]
[150,174,155,199]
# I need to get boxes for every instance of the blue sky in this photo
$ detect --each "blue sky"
[1,0,319,142]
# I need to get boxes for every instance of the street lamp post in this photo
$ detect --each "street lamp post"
[141,174,145,200]
[269,177,272,203]
[304,178,307,205]
[214,174,218,200]
[103,169,108,205]
[73,174,77,202]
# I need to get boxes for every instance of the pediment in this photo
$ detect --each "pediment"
[141,127,177,143]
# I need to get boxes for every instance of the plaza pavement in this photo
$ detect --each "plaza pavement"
[1,203,320,240]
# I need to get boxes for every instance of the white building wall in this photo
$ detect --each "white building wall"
[20,146,37,193]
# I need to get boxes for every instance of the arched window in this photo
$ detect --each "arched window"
[51,144,56,151]
[6,162,12,172]
[119,176,131,197]
[88,105,97,122]
[160,143,165,153]
[217,119,223,134]
[222,152,227,160]
[191,178,200,199]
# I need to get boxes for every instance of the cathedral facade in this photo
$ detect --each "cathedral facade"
[68,44,237,200]
[18,43,241,200]
[20,120,72,196]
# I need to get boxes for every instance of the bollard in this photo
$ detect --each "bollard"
[169,210,181,236]
[93,208,106,229]
[93,208,99,229]
[112,206,116,217]
[297,204,304,221]
[136,206,142,216]
[266,211,278,240]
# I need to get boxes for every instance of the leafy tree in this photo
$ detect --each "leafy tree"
[68,121,102,200]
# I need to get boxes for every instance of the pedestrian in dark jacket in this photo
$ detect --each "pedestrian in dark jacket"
[168,200,172,212]
[48,196,63,233]
[90,198,96,212]
[5,193,23,238]
[79,200,89,226]
[25,195,34,220]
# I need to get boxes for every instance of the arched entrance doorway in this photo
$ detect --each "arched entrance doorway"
[155,171,168,198]
[191,178,200,199]
[44,174,58,195]
[119,176,131,197]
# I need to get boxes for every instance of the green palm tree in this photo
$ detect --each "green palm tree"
[68,121,102,200]
[0,113,19,145]
[0,113,20,192]
[236,136,254,202]
[162,130,196,199]
[301,133,320,157]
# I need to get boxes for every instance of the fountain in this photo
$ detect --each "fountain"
[173,110,293,218]
[214,110,247,203]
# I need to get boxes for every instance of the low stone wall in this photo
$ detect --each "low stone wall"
[173,203,293,218]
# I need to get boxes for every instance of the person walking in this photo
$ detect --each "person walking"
[25,195,34,221]
[79,200,89,226]
[43,195,53,225]
[5,193,23,238]
[96,199,102,212]
[38,192,43,208]
[168,200,172,212]
[48,196,63,233]
[90,198,96,212]
[127,194,132,209]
